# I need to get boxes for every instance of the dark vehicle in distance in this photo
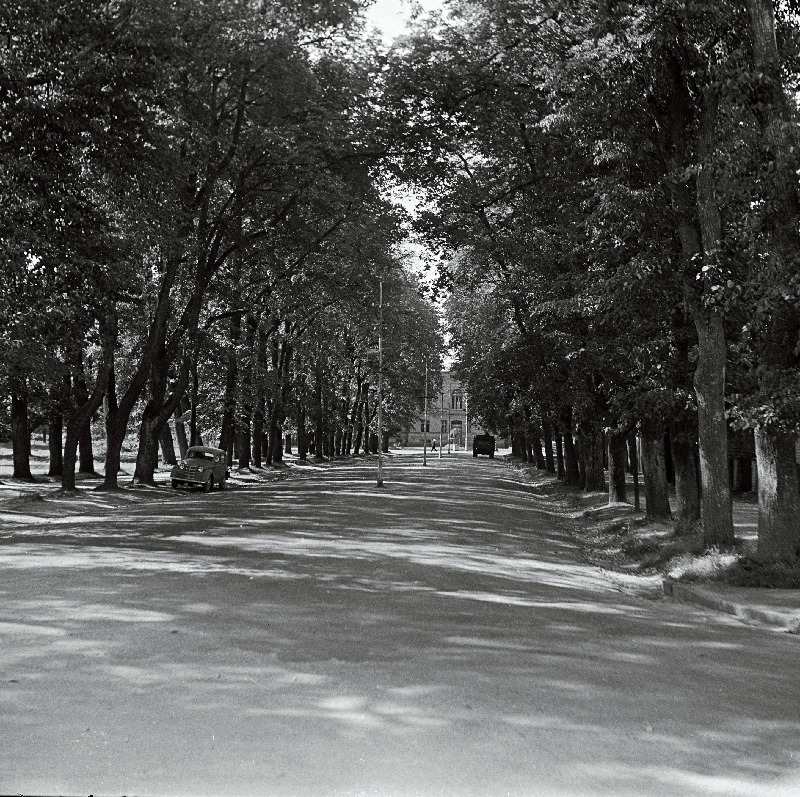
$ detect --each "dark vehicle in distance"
[472,434,496,458]
[171,446,229,491]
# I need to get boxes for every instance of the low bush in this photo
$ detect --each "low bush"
[718,556,800,589]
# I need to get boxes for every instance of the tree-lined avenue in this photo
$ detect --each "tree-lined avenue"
[2,456,799,796]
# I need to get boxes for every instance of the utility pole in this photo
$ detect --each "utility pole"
[377,279,384,487]
[464,391,469,455]
[447,388,451,454]
[423,361,428,466]
[439,391,443,458]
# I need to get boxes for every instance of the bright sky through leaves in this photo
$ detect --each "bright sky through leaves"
[364,0,443,44]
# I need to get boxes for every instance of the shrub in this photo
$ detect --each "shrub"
[718,557,800,589]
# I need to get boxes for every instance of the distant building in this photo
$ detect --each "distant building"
[401,371,488,450]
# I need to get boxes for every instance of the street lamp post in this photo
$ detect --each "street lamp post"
[423,361,428,466]
[464,391,469,455]
[439,391,443,458]
[447,390,451,454]
[377,279,384,487]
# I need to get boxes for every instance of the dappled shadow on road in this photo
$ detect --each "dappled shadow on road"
[2,455,800,796]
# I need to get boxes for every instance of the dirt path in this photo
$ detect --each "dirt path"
[2,454,799,796]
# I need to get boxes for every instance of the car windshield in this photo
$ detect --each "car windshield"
[186,451,212,461]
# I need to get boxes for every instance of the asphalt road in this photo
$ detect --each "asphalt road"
[2,454,799,797]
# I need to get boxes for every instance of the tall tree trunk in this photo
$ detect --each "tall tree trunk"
[10,383,33,480]
[641,418,671,520]
[532,428,546,469]
[63,316,116,492]
[252,329,268,468]
[174,400,189,459]
[133,344,191,485]
[352,382,365,456]
[102,252,181,489]
[236,317,257,471]
[562,407,580,487]
[47,375,68,478]
[563,436,580,488]
[252,409,264,468]
[670,421,701,536]
[628,430,640,511]
[542,419,555,473]
[754,428,800,560]
[582,422,605,493]
[297,400,308,461]
[48,412,63,477]
[189,362,202,448]
[72,364,96,475]
[693,85,735,548]
[608,428,627,503]
[662,51,734,547]
[693,312,733,546]
[334,428,343,456]
[314,359,325,460]
[219,313,241,455]
[554,431,565,480]
[746,0,800,561]
[159,423,177,466]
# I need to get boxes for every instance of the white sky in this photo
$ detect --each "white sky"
[363,0,443,44]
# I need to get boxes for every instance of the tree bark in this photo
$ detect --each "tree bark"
[102,252,181,489]
[72,364,96,474]
[660,50,734,547]
[219,312,241,456]
[641,418,671,520]
[297,395,308,461]
[670,421,701,535]
[746,0,800,559]
[352,381,365,456]
[63,317,116,492]
[314,359,325,460]
[10,384,33,480]
[562,408,580,487]
[159,422,177,466]
[48,412,63,477]
[174,401,189,459]
[628,430,640,511]
[693,85,735,548]
[693,312,734,546]
[608,428,627,503]
[754,428,800,561]
[554,431,564,480]
[582,422,605,493]
[542,419,555,473]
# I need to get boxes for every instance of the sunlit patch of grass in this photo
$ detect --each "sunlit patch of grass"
[667,547,739,582]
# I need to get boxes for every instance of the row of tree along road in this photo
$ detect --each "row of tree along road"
[2,1,800,567]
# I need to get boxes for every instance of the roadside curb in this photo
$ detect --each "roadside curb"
[663,579,800,633]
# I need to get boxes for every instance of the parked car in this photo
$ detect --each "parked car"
[472,434,496,458]
[171,446,229,491]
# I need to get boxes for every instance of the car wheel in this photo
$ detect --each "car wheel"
[204,475,214,493]
[171,480,179,489]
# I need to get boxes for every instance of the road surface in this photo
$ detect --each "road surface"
[1,454,799,796]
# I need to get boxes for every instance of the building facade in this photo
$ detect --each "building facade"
[401,371,487,450]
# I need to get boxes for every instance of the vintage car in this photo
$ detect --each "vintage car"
[171,446,229,491]
[472,434,496,458]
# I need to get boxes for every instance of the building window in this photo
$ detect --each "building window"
[451,391,463,410]
[441,420,448,433]
[420,420,430,432]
